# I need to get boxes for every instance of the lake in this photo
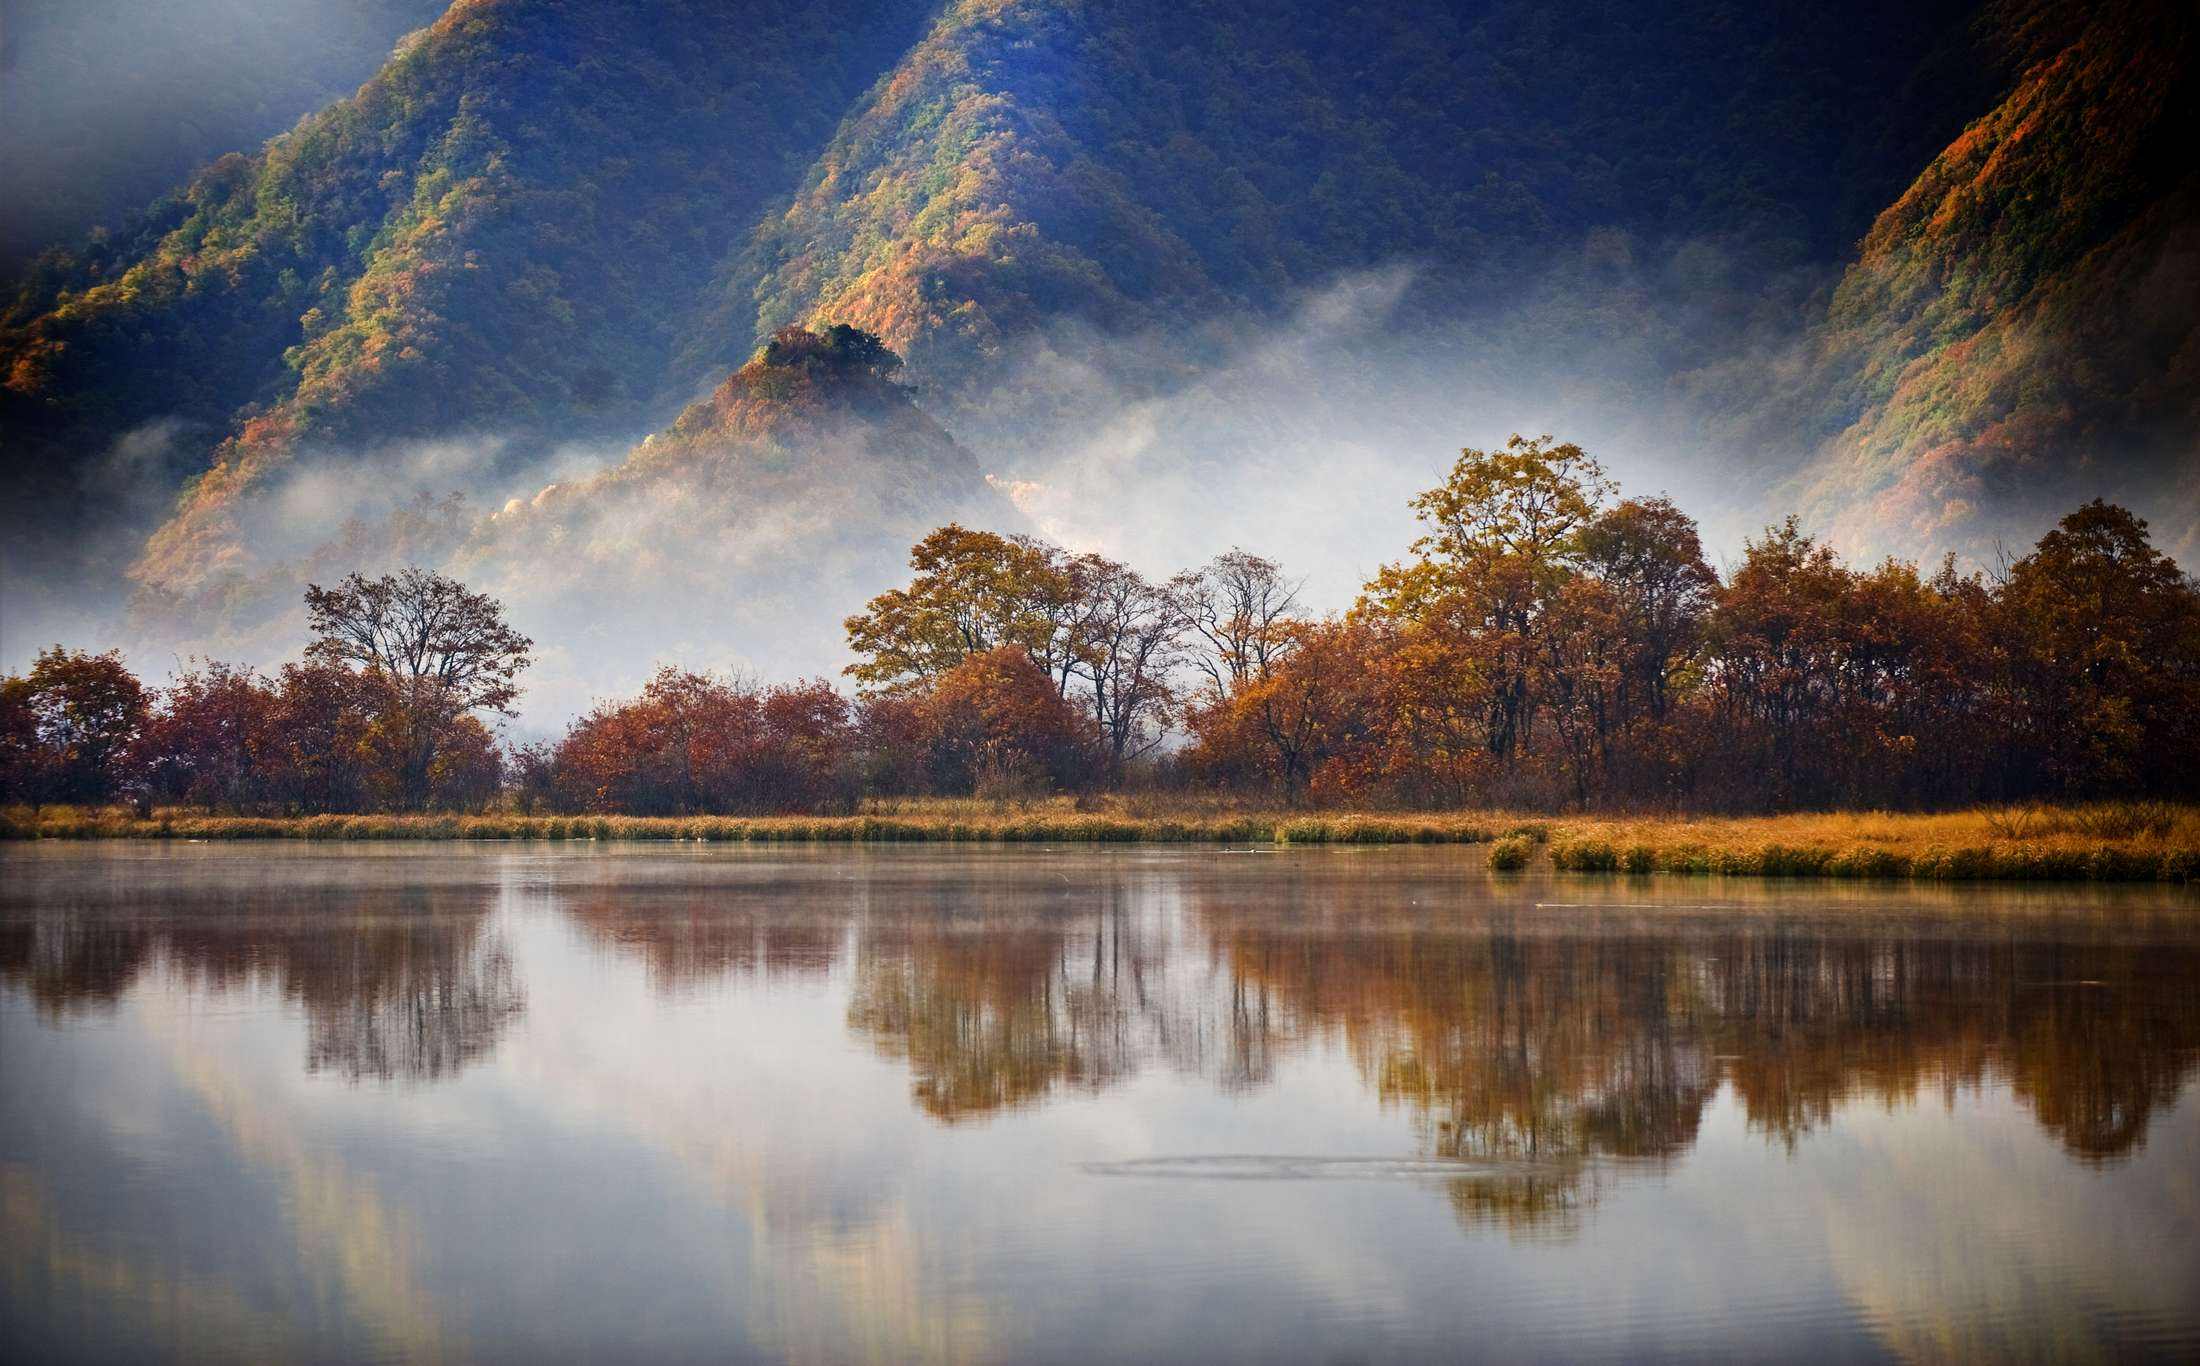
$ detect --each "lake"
[4,843,2198,1363]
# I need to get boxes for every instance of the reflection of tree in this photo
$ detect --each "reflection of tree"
[569,875,1268,1123]
[1201,897,2200,1187]
[558,856,2196,1178]
[847,892,1158,1122]
[1444,1166,1598,1239]
[0,890,522,1082]
[289,919,522,1082]
[567,895,843,988]
[0,912,154,1014]
[1698,930,2200,1162]
[1209,921,1717,1233]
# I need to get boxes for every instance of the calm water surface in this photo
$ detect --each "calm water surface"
[4,843,2198,1364]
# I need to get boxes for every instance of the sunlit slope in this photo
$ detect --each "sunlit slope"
[1788,0,2199,561]
[12,0,2194,600]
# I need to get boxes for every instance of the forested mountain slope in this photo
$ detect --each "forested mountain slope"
[2,0,936,595]
[708,0,1987,429]
[0,0,2193,677]
[1785,0,2200,562]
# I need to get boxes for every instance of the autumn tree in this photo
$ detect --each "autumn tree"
[0,675,39,806]
[913,647,1100,797]
[1578,497,1717,725]
[1704,519,1856,805]
[1702,522,2004,808]
[845,526,1081,693]
[1169,549,1302,701]
[303,568,531,810]
[1996,500,2200,796]
[264,659,372,813]
[549,669,855,815]
[135,661,281,811]
[421,716,505,812]
[1068,553,1180,766]
[0,647,149,806]
[761,322,902,381]
[1187,619,1386,803]
[1364,434,1614,769]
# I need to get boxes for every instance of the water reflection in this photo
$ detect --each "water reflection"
[0,882,522,1082]
[848,897,1177,1122]
[14,854,2189,1167]
[3,846,2197,1363]
[1203,913,2200,1168]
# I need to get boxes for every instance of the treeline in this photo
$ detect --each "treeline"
[6,436,2198,815]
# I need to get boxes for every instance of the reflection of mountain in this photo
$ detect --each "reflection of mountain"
[0,890,522,1082]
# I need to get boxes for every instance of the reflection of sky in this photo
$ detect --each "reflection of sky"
[2,845,2198,1364]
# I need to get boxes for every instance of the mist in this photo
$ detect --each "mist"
[958,232,1846,614]
[1,228,1863,733]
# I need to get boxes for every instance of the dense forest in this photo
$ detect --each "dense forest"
[7,428,2196,816]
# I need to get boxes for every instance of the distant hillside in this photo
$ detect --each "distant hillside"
[455,325,1013,705]
[1785,0,2199,561]
[0,0,2193,676]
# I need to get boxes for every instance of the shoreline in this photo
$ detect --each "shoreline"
[4,804,2195,883]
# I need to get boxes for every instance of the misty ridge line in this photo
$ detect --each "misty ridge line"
[39,242,1845,710]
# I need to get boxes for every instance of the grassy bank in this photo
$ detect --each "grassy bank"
[3,800,2195,883]
[0,798,1529,848]
[1543,805,2200,883]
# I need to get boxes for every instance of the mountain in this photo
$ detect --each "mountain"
[453,325,1010,711]
[708,0,1989,434]
[1783,0,2199,562]
[3,0,936,596]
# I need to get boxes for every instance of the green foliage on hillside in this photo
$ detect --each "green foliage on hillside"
[3,0,2190,615]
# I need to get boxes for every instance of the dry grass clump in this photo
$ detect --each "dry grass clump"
[1486,834,1536,871]
[0,802,1515,847]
